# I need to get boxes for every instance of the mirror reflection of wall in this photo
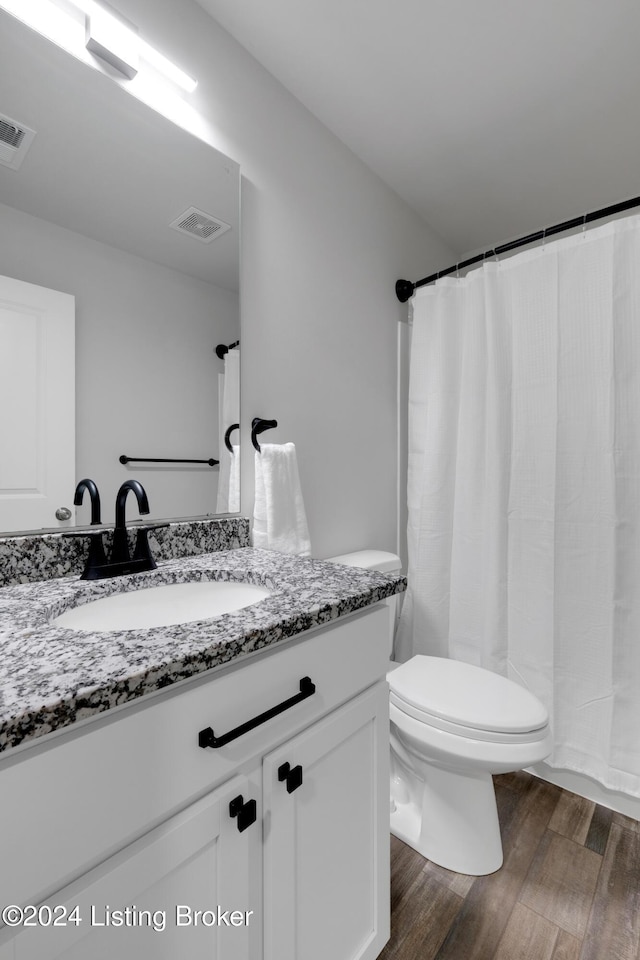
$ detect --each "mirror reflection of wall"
[0,10,240,534]
[0,207,239,530]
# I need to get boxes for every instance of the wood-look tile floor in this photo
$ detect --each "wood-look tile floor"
[378,771,640,960]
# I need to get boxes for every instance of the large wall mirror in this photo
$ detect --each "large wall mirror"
[0,10,240,535]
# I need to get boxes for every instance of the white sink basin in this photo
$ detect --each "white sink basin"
[52,581,272,632]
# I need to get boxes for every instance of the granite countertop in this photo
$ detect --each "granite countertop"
[0,547,406,754]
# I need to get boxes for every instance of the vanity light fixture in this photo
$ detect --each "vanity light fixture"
[137,38,198,94]
[71,0,198,91]
[85,1,139,80]
[0,0,198,93]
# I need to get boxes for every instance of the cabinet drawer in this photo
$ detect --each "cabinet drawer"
[0,604,389,913]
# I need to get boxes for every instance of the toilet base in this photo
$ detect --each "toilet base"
[390,761,503,875]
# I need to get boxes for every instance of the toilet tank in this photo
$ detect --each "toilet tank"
[326,550,402,659]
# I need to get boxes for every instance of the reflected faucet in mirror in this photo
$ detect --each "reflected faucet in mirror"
[73,479,101,525]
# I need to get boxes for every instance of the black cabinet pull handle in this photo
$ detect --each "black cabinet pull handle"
[278,761,304,793]
[229,795,257,832]
[198,677,316,749]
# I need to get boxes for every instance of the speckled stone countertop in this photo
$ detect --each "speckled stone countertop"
[0,547,406,754]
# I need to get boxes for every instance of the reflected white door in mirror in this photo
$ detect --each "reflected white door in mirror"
[0,274,75,532]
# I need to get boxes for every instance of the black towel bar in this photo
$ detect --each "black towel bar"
[119,455,219,466]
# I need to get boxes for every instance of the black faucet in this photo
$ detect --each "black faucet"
[111,480,151,564]
[73,478,102,525]
[65,478,168,579]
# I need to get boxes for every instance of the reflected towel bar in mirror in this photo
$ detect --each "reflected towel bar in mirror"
[215,339,240,359]
[119,455,219,466]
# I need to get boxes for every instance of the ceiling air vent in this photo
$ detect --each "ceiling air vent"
[0,114,36,170]
[169,206,231,244]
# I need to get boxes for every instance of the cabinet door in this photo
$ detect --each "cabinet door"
[8,775,259,960]
[263,682,390,960]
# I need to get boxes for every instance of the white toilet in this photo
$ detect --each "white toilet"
[327,550,552,876]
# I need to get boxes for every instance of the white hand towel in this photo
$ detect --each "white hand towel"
[253,443,311,556]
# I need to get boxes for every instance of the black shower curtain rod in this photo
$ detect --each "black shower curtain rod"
[395,194,640,303]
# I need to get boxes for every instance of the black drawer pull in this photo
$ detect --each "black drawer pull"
[278,761,303,793]
[198,676,316,749]
[229,795,257,832]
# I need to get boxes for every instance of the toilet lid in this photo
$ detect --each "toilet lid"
[387,656,548,734]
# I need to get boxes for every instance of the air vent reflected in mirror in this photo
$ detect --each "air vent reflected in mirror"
[169,206,231,243]
[0,113,36,170]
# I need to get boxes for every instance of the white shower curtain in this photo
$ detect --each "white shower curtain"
[396,215,640,797]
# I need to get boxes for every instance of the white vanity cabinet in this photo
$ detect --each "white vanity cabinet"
[264,682,389,960]
[6,774,258,960]
[0,604,391,960]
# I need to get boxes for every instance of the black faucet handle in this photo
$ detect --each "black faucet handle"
[132,528,156,569]
[134,521,170,534]
[62,529,108,580]
[132,522,169,567]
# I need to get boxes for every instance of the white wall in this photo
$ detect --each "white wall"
[65,0,455,557]
[0,201,238,523]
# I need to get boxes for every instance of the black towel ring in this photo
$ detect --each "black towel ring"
[224,423,240,453]
[251,417,277,452]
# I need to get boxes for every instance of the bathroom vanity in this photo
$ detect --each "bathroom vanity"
[0,545,404,960]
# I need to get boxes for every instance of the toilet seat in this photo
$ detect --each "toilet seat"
[389,692,547,744]
[387,655,549,744]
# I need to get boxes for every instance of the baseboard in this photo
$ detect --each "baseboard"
[527,761,640,821]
